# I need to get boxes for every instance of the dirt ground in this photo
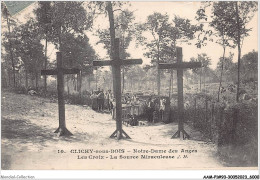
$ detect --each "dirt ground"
[1,91,224,170]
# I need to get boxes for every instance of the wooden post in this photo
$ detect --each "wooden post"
[158,47,201,139]
[114,39,123,138]
[210,102,214,140]
[56,53,65,131]
[232,108,238,146]
[176,47,185,138]
[41,52,80,136]
[193,98,197,128]
[93,38,142,140]
[205,98,208,122]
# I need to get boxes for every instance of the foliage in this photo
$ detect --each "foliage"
[125,65,146,81]
[195,1,257,48]
[1,2,19,87]
[217,102,258,166]
[137,12,172,64]
[216,53,236,82]
[190,53,212,90]
[61,33,96,75]
[14,18,45,74]
[96,9,135,59]
[1,30,19,70]
[88,1,130,56]
[172,91,258,166]
[34,1,94,49]
[2,17,45,89]
[241,50,258,82]
[34,2,52,25]
[196,1,257,102]
[33,1,97,92]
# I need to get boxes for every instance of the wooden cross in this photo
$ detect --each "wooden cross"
[158,47,201,139]
[93,38,142,140]
[41,52,80,136]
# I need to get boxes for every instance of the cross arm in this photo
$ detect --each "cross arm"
[158,62,202,70]
[41,68,80,76]
[121,59,142,65]
[63,68,80,74]
[93,59,142,67]
[41,69,57,75]
[93,60,112,66]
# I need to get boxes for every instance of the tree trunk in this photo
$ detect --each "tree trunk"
[8,70,11,87]
[73,75,77,91]
[31,76,34,89]
[67,76,70,96]
[18,71,21,87]
[106,2,116,97]
[235,2,241,102]
[44,33,48,95]
[35,71,39,90]
[200,70,202,92]
[2,70,7,88]
[6,15,16,87]
[88,75,91,90]
[25,69,28,90]
[157,44,161,96]
[204,68,206,92]
[131,78,133,91]
[171,74,174,94]
[95,71,98,90]
[138,78,141,91]
[217,46,226,102]
[169,70,173,99]
[78,72,82,100]
[122,68,125,94]
[153,81,155,93]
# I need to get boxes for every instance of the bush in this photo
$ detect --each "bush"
[171,92,258,166]
[8,86,28,94]
[217,102,257,146]
[169,106,178,123]
[64,93,92,106]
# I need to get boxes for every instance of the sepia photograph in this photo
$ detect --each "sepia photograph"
[1,0,259,178]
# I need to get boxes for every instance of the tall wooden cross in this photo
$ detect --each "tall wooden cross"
[41,52,80,136]
[93,38,142,140]
[158,47,201,139]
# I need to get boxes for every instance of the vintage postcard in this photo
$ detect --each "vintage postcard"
[1,0,259,179]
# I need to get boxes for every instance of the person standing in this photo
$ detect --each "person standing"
[106,89,113,111]
[96,88,101,111]
[147,98,154,122]
[100,89,105,111]
[90,90,98,110]
[97,89,104,111]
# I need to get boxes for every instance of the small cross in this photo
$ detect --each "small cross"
[93,38,142,140]
[158,47,201,139]
[41,52,80,136]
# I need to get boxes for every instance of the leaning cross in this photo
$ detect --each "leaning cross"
[93,38,142,140]
[41,52,80,136]
[158,47,201,139]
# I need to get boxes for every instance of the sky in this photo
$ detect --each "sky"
[4,1,259,70]
[88,1,258,69]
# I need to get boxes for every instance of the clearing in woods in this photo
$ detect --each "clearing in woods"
[1,91,224,170]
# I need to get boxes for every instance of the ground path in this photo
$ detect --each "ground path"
[1,91,224,170]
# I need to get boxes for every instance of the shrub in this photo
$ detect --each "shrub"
[64,93,92,106]
[170,92,257,166]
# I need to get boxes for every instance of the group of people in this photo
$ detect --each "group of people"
[90,88,113,112]
[90,89,168,123]
[146,97,167,123]
[90,88,145,113]
[122,93,140,105]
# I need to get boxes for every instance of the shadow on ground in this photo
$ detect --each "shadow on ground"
[1,117,86,147]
